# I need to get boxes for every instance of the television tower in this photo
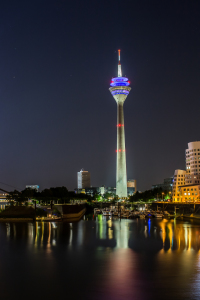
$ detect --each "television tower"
[109,50,131,198]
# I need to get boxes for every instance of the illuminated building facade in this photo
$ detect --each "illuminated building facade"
[109,50,131,198]
[185,141,200,185]
[172,169,186,202]
[172,141,200,202]
[178,184,200,202]
[77,169,91,189]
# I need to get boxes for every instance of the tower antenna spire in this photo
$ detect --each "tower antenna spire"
[118,49,122,77]
[118,49,121,62]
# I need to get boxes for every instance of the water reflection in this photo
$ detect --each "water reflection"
[1,218,200,299]
[2,218,200,253]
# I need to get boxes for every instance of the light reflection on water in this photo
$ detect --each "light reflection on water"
[4,217,200,252]
[1,217,200,299]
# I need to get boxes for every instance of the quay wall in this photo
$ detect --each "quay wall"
[151,202,200,215]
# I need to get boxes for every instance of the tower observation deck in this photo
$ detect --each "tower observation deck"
[109,50,131,198]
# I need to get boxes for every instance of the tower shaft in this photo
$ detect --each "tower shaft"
[116,102,127,197]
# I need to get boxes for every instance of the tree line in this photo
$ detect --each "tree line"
[129,188,171,202]
[6,186,92,204]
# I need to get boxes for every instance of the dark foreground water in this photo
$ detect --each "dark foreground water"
[1,216,200,300]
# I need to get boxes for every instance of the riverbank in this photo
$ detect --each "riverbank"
[0,204,86,222]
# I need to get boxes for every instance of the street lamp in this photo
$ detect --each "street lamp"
[162,192,164,213]
[162,192,164,201]
[169,191,171,201]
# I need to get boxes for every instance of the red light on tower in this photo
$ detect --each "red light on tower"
[119,149,121,152]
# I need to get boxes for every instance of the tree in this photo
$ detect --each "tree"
[6,190,24,204]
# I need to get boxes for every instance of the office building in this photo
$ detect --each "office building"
[127,179,137,196]
[152,177,173,192]
[185,141,200,185]
[172,141,200,202]
[77,169,91,189]
[172,170,186,202]
[178,184,200,202]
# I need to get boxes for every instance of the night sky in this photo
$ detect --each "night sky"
[1,0,200,192]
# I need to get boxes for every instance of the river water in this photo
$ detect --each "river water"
[1,216,200,300]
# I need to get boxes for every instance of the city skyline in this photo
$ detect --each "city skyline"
[0,1,200,192]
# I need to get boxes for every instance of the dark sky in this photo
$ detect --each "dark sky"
[0,0,200,192]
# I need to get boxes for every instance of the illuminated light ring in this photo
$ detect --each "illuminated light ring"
[116,149,126,152]
[110,77,130,87]
[110,82,130,87]
[112,77,128,82]
[111,90,130,96]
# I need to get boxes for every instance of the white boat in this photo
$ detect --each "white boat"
[102,211,111,216]
[139,214,145,219]
[154,213,163,218]
[163,211,170,216]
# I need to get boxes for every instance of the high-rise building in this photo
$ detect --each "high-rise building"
[185,141,200,185]
[171,141,200,202]
[109,50,131,198]
[77,169,91,189]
